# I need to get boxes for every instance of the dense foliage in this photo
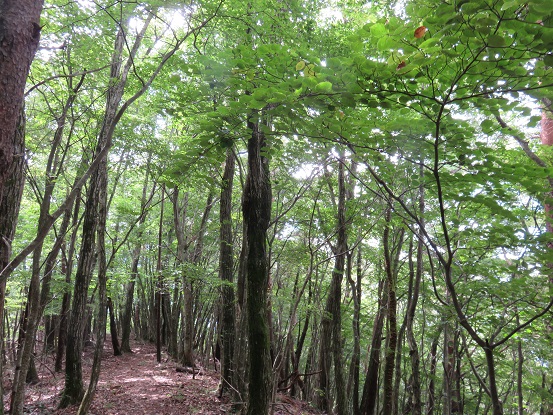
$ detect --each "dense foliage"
[1,0,553,414]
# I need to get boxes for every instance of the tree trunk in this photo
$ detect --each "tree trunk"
[59,163,100,407]
[317,157,349,414]
[219,148,236,397]
[332,159,349,415]
[360,277,387,415]
[121,163,152,353]
[243,119,273,415]
[427,335,439,415]
[9,107,49,412]
[0,108,26,414]
[12,69,85,411]
[60,23,127,409]
[107,297,122,356]
[348,247,362,415]
[76,158,109,415]
[55,191,82,372]
[181,192,214,367]
[382,207,398,415]
[0,0,43,195]
[516,318,524,415]
[234,219,249,410]
[156,186,165,364]
[404,164,425,415]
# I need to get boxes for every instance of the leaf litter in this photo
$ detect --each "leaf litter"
[5,341,322,415]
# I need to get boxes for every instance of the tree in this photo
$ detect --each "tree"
[243,117,273,415]
[0,0,43,198]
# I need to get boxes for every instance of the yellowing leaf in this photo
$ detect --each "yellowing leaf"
[295,60,306,71]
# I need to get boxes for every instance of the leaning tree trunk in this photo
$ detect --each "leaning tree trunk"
[59,24,127,409]
[59,147,101,408]
[0,0,42,196]
[243,118,273,415]
[76,155,109,415]
[219,148,236,397]
[11,72,85,413]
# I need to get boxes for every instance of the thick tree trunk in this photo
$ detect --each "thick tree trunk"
[0,108,26,414]
[0,0,43,195]
[219,148,236,397]
[243,119,273,415]
[121,278,137,353]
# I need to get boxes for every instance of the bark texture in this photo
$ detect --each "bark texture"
[219,148,236,397]
[0,0,43,195]
[243,119,273,415]
[0,109,26,414]
[0,110,26,274]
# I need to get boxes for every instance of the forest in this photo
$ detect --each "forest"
[0,0,552,414]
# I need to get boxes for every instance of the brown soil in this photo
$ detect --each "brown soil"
[5,341,321,415]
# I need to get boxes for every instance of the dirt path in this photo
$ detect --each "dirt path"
[11,340,322,415]
[21,341,228,415]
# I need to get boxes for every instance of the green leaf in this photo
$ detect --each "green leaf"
[544,54,553,67]
[370,23,388,38]
[500,0,521,10]
[481,119,495,133]
[315,81,333,93]
[252,89,267,102]
[487,34,506,47]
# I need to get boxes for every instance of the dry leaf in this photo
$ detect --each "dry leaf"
[414,26,427,38]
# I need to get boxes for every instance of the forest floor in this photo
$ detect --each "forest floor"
[6,340,322,415]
